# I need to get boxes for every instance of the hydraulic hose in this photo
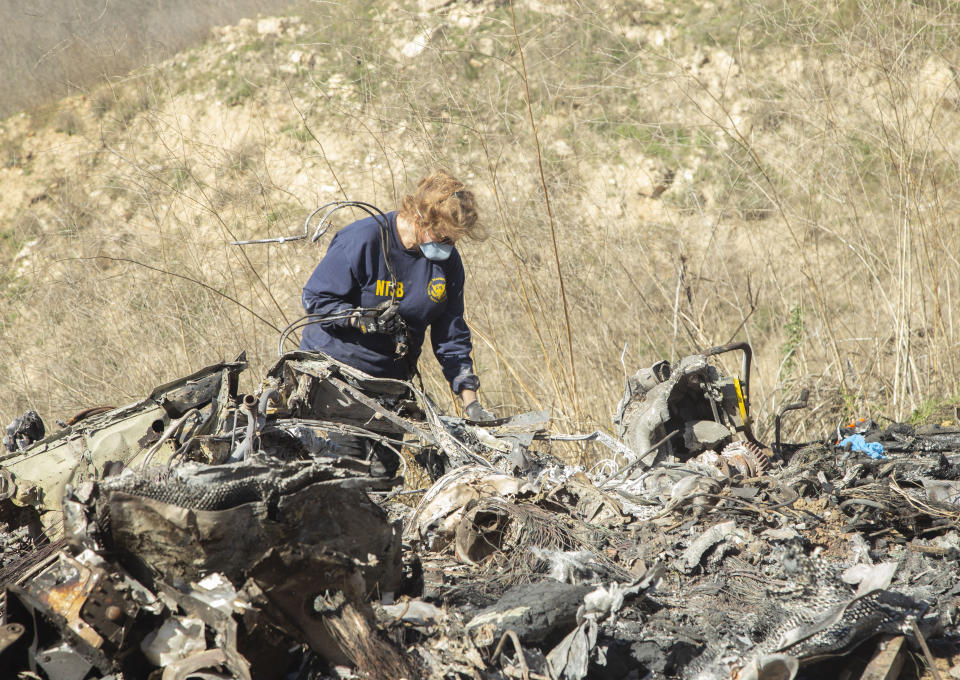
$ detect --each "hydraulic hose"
[228,395,258,463]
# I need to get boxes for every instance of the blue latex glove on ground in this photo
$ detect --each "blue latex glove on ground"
[839,434,886,459]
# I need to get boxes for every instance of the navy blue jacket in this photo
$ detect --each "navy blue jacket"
[300,211,478,392]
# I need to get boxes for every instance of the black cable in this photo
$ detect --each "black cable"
[292,201,409,358]
[278,311,386,356]
[310,201,399,303]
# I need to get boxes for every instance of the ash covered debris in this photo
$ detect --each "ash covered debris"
[2,346,960,679]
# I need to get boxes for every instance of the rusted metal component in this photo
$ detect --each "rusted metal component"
[65,407,115,426]
[79,572,141,650]
[716,441,769,477]
[3,553,154,678]
[26,553,103,649]
[9,550,148,665]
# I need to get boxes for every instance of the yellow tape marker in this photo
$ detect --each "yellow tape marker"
[734,377,749,426]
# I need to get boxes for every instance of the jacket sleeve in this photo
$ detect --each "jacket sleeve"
[301,231,361,326]
[430,258,480,393]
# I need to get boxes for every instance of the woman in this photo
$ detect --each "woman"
[300,170,494,470]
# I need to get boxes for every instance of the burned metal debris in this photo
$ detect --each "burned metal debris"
[2,344,960,679]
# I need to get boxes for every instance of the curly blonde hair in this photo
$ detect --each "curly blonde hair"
[399,169,486,243]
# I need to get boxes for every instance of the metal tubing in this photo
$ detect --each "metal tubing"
[774,389,810,454]
[702,341,766,447]
[228,396,258,462]
[703,341,753,405]
[138,409,200,472]
[258,388,279,417]
[230,205,327,245]
[231,200,390,246]
[257,388,279,431]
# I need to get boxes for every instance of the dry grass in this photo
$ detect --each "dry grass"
[0,0,303,118]
[1,0,959,462]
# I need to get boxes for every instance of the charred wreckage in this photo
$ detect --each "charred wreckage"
[2,343,960,680]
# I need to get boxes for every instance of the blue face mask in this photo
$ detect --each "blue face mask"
[419,241,454,261]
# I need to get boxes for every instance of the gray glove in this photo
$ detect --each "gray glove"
[465,401,495,422]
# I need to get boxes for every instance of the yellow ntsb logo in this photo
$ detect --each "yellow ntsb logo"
[427,277,447,303]
[375,280,403,298]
